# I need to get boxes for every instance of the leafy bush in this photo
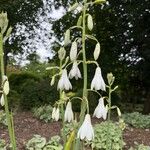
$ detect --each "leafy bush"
[44,136,63,150]
[0,110,7,126]
[32,105,53,123]
[123,112,150,128]
[129,143,150,150]
[86,121,124,150]
[25,135,63,150]
[9,72,41,93]
[26,135,46,150]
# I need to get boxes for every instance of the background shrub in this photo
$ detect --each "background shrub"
[123,112,150,128]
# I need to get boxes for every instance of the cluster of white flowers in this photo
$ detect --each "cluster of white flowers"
[51,97,107,141]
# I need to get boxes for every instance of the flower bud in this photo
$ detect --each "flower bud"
[64,29,70,46]
[94,42,100,60]
[70,41,77,61]
[107,72,115,85]
[87,14,93,31]
[58,47,66,60]
[77,15,82,26]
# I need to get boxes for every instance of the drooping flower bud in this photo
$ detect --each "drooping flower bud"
[70,41,77,61]
[64,29,70,46]
[87,14,93,31]
[94,42,100,60]
[58,47,66,60]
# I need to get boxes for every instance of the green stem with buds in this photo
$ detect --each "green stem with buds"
[59,60,66,145]
[75,0,88,149]
[0,34,17,150]
[108,86,112,121]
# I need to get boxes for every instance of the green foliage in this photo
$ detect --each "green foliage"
[9,72,40,92]
[7,90,20,111]
[123,112,150,128]
[86,121,124,150]
[8,72,59,110]
[129,143,150,150]
[32,105,53,123]
[0,139,7,150]
[26,135,46,150]
[0,110,7,126]
[44,136,63,150]
[26,135,63,150]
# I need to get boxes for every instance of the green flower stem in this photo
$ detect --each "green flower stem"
[75,0,88,149]
[108,86,112,121]
[0,34,17,150]
[59,60,66,145]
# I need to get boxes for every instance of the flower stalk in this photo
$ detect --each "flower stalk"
[0,33,16,150]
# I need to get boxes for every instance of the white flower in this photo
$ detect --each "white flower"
[91,67,106,91]
[93,98,107,120]
[77,114,94,141]
[52,107,56,119]
[69,61,82,80]
[70,41,77,61]
[57,69,72,91]
[52,107,60,121]
[64,101,74,122]
[3,75,10,95]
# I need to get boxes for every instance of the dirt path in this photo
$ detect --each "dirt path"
[0,112,150,149]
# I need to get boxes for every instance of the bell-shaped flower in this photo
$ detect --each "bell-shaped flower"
[93,98,107,120]
[91,67,106,91]
[64,101,74,122]
[57,69,72,91]
[52,107,60,121]
[77,114,94,141]
[69,61,82,80]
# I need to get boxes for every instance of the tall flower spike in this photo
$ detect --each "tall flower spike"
[91,67,106,91]
[70,41,77,61]
[64,101,74,122]
[77,114,94,141]
[93,97,107,120]
[69,61,82,80]
[57,69,72,91]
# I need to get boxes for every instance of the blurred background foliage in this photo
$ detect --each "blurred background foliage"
[0,0,150,114]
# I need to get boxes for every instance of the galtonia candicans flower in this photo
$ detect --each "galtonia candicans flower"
[57,69,72,91]
[69,61,82,80]
[91,67,106,91]
[93,98,107,120]
[64,101,74,122]
[52,107,60,121]
[77,114,94,141]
